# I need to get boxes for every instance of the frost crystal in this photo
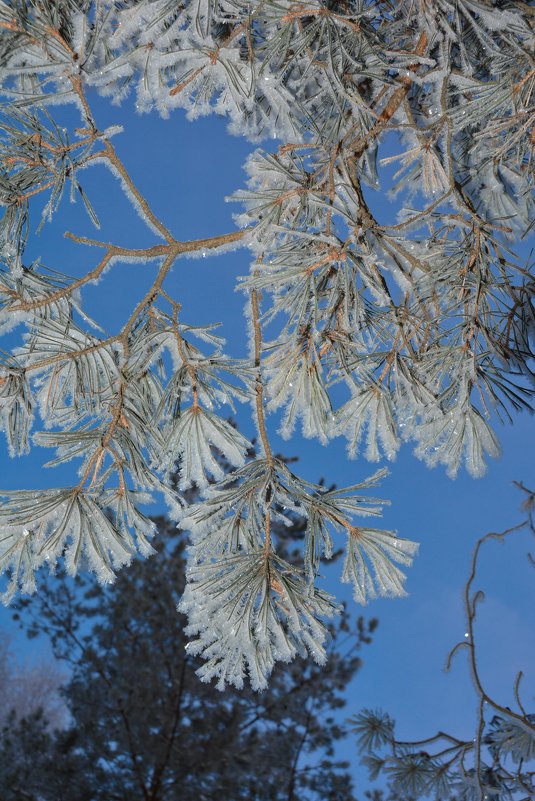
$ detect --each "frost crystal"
[0,0,532,689]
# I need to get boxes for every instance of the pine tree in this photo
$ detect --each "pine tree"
[0,0,533,688]
[3,510,377,801]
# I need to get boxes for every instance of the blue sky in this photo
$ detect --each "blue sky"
[1,90,533,785]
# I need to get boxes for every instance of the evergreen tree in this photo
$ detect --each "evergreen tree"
[0,0,533,688]
[3,511,377,801]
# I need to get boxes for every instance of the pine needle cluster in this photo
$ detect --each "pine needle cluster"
[0,0,533,688]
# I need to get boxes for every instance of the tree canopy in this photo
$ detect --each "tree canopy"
[3,486,533,801]
[0,0,533,689]
[2,510,377,801]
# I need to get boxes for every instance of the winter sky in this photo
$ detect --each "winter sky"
[0,91,533,783]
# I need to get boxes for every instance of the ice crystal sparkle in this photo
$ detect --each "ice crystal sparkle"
[0,0,533,690]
